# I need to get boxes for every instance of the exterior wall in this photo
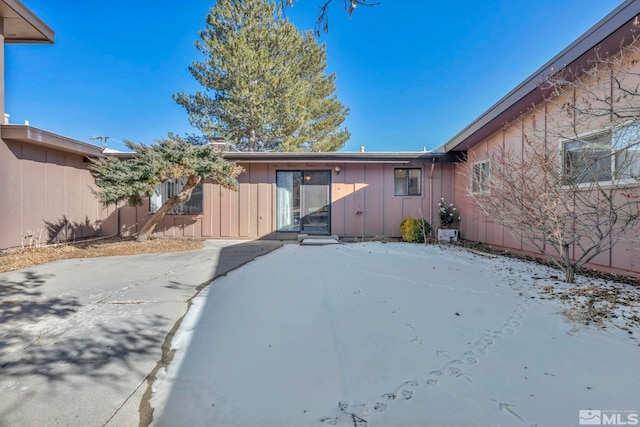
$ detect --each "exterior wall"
[118,161,456,240]
[454,91,640,276]
[0,138,109,249]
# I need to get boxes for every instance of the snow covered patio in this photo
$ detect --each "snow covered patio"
[150,242,640,426]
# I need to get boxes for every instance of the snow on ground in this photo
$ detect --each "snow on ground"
[150,242,640,427]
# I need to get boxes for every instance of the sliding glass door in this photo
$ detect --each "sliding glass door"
[276,170,330,234]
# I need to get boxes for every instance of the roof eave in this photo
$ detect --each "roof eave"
[441,0,640,153]
[2,0,54,44]
[223,151,464,163]
[1,124,102,156]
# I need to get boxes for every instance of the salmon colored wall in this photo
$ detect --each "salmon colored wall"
[123,161,456,240]
[0,139,105,249]
[454,75,640,275]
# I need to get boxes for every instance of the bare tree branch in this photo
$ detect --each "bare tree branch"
[283,0,379,35]
[466,36,640,282]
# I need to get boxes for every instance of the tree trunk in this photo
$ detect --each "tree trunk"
[136,176,201,243]
[562,245,576,283]
[564,265,576,283]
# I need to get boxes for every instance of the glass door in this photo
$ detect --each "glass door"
[300,171,330,234]
[276,170,330,234]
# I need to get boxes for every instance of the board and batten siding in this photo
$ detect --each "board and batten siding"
[0,138,110,249]
[121,161,455,240]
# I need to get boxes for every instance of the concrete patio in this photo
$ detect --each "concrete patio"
[0,239,282,426]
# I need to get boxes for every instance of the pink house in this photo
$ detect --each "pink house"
[3,0,640,278]
[442,0,640,276]
[123,151,460,241]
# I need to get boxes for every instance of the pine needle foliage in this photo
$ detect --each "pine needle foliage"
[90,135,243,241]
[174,0,350,152]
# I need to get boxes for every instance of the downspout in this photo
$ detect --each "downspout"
[430,158,435,236]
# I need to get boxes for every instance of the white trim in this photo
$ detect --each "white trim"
[470,160,491,194]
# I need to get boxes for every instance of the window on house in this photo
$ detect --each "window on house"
[470,160,490,193]
[614,124,640,180]
[563,124,640,184]
[149,178,203,215]
[563,131,612,184]
[394,168,421,196]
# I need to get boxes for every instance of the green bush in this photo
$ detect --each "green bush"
[400,218,432,243]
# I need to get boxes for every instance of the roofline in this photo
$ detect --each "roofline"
[3,0,54,44]
[441,0,640,153]
[223,151,464,163]
[1,124,102,156]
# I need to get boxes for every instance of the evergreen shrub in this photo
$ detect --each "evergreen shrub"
[400,218,432,243]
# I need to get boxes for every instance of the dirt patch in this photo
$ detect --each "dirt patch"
[0,238,205,273]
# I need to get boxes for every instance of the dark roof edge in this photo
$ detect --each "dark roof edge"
[223,151,463,163]
[440,0,640,153]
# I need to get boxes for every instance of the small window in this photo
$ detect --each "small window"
[563,131,612,184]
[149,178,203,215]
[615,124,640,180]
[471,160,490,194]
[394,168,421,196]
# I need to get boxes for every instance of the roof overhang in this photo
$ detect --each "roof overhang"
[1,124,102,156]
[441,0,640,153]
[0,0,54,44]
[223,151,465,164]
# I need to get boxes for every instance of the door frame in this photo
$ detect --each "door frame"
[275,169,331,235]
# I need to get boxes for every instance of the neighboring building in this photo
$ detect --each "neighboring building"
[0,1,115,249]
[441,0,640,275]
[3,0,640,277]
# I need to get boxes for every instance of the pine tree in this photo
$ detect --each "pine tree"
[174,0,350,152]
[90,135,243,242]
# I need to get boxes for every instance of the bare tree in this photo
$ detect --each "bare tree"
[283,0,379,35]
[467,37,640,283]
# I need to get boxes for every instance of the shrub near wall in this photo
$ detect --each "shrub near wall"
[400,218,431,243]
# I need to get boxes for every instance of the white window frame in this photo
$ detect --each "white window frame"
[149,178,203,215]
[470,160,490,194]
[561,123,640,186]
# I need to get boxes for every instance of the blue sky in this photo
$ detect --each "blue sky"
[6,0,622,153]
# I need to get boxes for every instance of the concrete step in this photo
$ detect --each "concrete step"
[298,234,341,245]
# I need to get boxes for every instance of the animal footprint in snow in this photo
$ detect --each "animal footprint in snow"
[401,390,413,400]
[446,359,463,367]
[352,404,369,418]
[502,326,516,335]
[381,392,396,401]
[425,378,438,387]
[403,380,419,387]
[338,401,349,411]
[428,369,444,377]
[448,367,462,376]
[404,322,415,330]
[474,344,488,354]
[320,417,338,425]
[374,402,387,412]
[354,417,368,427]
[436,350,449,358]
[392,308,401,315]
[411,337,424,346]
[448,367,473,382]
[465,356,478,364]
